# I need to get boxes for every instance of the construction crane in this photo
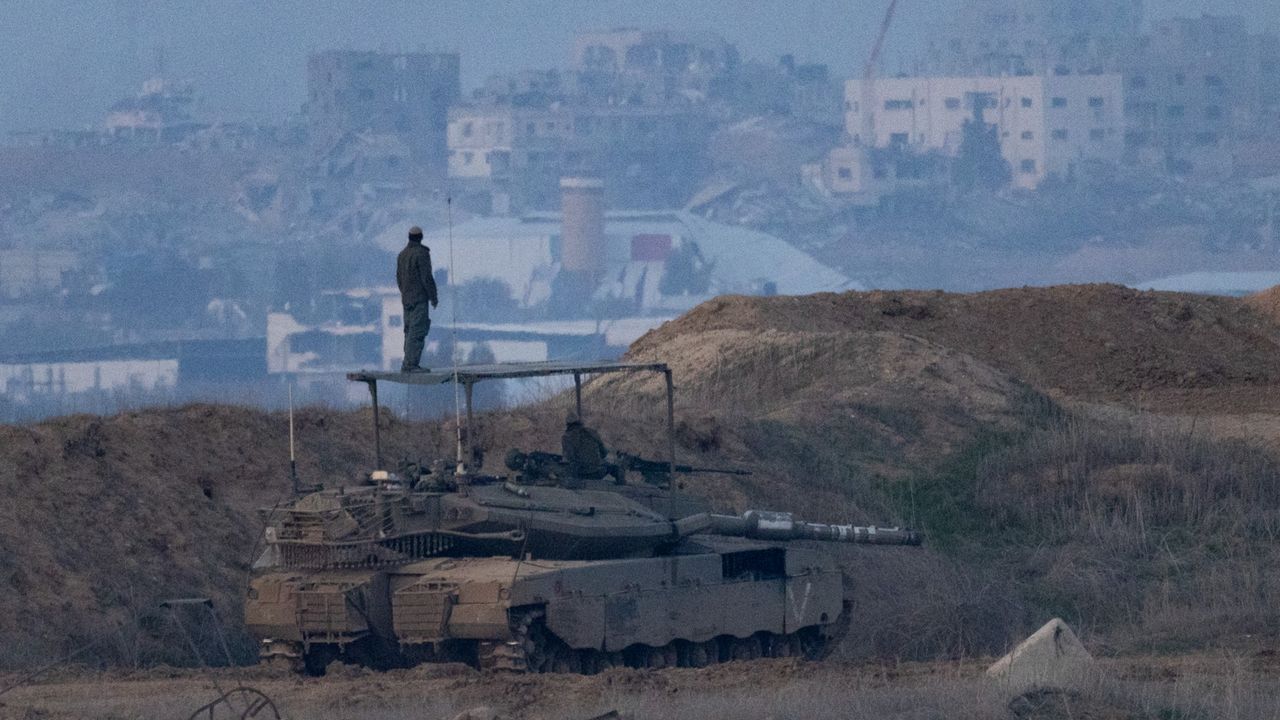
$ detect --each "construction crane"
[858,0,899,147]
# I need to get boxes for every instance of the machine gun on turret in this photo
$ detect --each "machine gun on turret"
[614,451,751,488]
[505,448,751,488]
[505,449,575,484]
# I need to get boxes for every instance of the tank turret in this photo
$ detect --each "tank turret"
[246,361,921,675]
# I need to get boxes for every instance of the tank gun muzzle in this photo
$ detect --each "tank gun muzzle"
[707,510,922,546]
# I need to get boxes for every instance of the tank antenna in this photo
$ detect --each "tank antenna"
[446,194,465,475]
[288,381,300,494]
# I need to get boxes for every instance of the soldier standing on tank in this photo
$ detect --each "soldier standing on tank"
[396,225,439,372]
[561,412,610,479]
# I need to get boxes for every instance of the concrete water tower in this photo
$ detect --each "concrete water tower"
[559,177,606,278]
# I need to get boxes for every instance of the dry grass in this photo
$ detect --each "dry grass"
[952,414,1280,652]
[4,657,1280,720]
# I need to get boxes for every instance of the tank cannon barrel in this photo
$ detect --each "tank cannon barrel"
[707,510,922,546]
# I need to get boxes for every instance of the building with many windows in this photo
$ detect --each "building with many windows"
[921,0,1144,76]
[571,28,738,106]
[1122,15,1280,157]
[843,73,1124,188]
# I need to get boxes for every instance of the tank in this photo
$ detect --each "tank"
[245,361,921,674]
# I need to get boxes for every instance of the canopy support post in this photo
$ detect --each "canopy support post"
[464,381,475,469]
[365,379,383,471]
[573,372,583,420]
[663,368,676,476]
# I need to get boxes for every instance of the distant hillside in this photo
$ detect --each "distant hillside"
[634,284,1280,411]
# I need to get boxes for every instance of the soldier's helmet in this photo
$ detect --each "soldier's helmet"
[504,449,528,471]
[408,225,424,239]
[565,411,581,426]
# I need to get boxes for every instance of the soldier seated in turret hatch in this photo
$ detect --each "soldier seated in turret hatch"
[561,412,616,480]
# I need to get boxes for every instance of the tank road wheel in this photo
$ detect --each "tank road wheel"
[764,633,792,658]
[589,652,609,672]
[758,637,776,659]
[674,641,692,668]
[264,654,303,674]
[550,646,583,674]
[302,645,338,676]
[786,634,804,658]
[687,642,710,668]
[644,646,669,669]
[798,628,829,661]
[712,640,727,664]
[524,628,553,673]
[816,599,852,661]
[504,607,553,673]
[550,648,569,673]
[579,650,603,675]
[702,640,722,665]
[731,636,762,661]
[477,641,527,672]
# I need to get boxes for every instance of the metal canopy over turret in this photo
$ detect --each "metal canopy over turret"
[347,360,676,473]
[248,357,922,675]
[347,360,669,386]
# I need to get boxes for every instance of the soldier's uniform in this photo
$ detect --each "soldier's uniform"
[396,226,439,372]
[561,416,608,479]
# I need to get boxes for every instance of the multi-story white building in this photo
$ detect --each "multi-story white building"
[571,28,737,105]
[447,105,575,181]
[844,74,1124,188]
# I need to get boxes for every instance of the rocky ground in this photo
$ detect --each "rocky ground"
[4,653,1280,720]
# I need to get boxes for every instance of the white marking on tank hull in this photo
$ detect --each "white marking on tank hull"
[787,580,813,624]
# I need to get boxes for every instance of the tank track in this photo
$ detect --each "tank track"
[476,606,838,674]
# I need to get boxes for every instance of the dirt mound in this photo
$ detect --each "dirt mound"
[593,328,1041,512]
[1244,284,1280,324]
[0,404,442,669]
[634,284,1280,409]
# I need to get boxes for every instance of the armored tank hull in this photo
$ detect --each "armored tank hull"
[246,361,918,674]
[248,534,845,673]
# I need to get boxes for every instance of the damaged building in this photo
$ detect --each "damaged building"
[920,0,1145,76]
[306,50,461,178]
[1122,15,1280,174]
[447,102,712,210]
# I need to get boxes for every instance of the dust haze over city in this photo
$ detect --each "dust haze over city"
[8,2,1280,719]
[1,0,1278,417]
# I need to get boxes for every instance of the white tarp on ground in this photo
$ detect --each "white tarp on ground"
[1133,271,1280,296]
[987,618,1094,695]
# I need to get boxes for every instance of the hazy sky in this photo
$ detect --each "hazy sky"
[3,0,1277,135]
